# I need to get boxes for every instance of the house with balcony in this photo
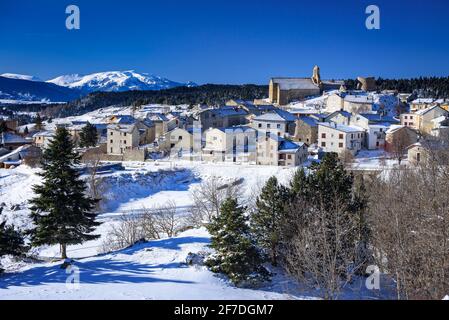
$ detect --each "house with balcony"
[256,133,307,166]
[202,126,257,163]
[318,122,365,155]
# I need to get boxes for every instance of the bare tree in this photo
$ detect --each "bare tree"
[283,195,362,300]
[391,129,411,165]
[152,200,181,237]
[188,176,242,226]
[368,155,449,299]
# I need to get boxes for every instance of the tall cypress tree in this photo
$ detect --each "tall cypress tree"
[79,122,98,148]
[207,197,268,285]
[251,176,289,266]
[28,127,101,259]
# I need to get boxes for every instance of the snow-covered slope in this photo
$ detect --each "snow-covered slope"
[1,73,42,82]
[47,71,196,93]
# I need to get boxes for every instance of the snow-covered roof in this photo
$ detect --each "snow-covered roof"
[32,131,55,138]
[415,105,447,116]
[107,123,138,133]
[318,122,365,133]
[359,113,399,124]
[411,98,434,104]
[297,116,319,127]
[385,125,405,134]
[1,132,30,145]
[344,95,374,104]
[278,138,304,153]
[270,78,320,91]
[253,109,296,122]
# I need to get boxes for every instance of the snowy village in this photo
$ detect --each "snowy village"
[1,1,449,304]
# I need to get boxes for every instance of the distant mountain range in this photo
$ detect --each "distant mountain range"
[0,71,197,103]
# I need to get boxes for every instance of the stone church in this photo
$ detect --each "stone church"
[268,66,343,105]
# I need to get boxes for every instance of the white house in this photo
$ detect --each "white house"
[318,122,365,155]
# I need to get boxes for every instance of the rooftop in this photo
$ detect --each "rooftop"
[318,122,365,133]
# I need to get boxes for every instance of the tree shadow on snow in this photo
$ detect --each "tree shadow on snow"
[0,236,210,290]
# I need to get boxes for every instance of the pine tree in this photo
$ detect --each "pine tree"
[290,167,309,198]
[24,126,29,135]
[28,127,101,259]
[206,197,268,285]
[0,207,25,273]
[251,176,288,266]
[35,114,44,131]
[79,122,98,148]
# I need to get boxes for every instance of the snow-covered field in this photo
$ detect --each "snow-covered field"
[0,161,396,300]
[0,161,317,300]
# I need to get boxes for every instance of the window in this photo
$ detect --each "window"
[267,124,271,129]
[178,136,183,140]
[404,116,408,119]
[321,142,326,147]
[110,148,113,153]
[277,124,281,129]
[124,140,127,145]
[287,155,292,160]
[110,139,113,143]
[321,133,326,139]
[339,142,343,148]
[124,133,127,137]
[110,132,113,136]
[339,133,344,139]
[258,123,262,128]
[410,116,413,120]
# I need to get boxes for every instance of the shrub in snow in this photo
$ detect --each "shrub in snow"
[185,251,209,266]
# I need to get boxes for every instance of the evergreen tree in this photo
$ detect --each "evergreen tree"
[24,126,29,135]
[290,167,309,198]
[34,114,44,131]
[206,197,268,285]
[0,207,25,273]
[28,127,101,259]
[79,122,98,148]
[251,176,289,266]
[0,120,7,133]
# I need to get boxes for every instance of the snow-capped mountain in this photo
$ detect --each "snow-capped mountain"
[47,70,196,93]
[1,73,42,82]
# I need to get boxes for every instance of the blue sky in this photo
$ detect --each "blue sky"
[1,0,448,84]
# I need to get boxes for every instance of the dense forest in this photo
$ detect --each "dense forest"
[346,76,449,98]
[39,84,269,118]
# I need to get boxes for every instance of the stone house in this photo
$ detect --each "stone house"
[256,133,307,166]
[33,131,55,149]
[407,140,449,165]
[1,132,32,151]
[384,125,419,153]
[293,116,318,145]
[192,107,249,131]
[107,124,140,155]
[326,93,374,114]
